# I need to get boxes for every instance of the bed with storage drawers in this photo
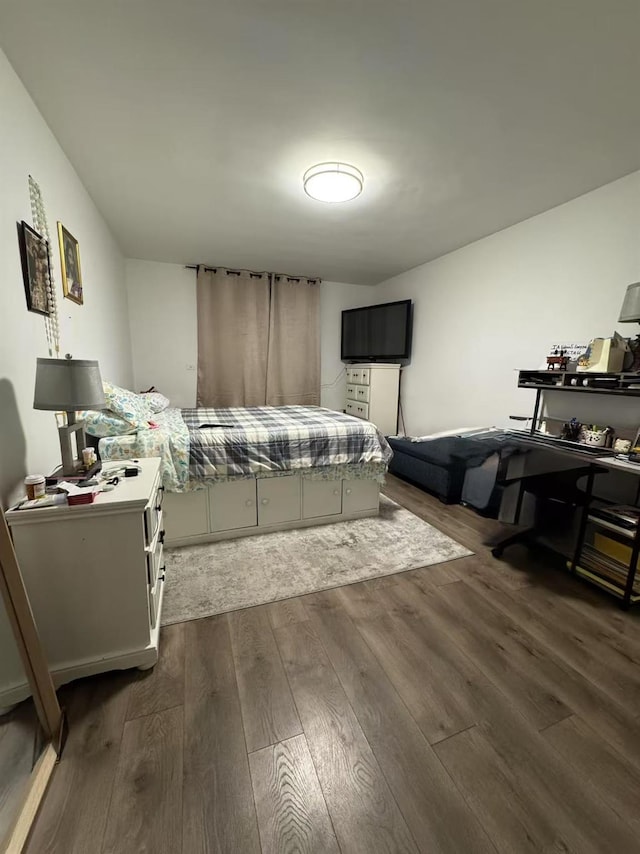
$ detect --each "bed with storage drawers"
[98,404,392,546]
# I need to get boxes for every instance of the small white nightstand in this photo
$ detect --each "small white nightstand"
[3,458,165,707]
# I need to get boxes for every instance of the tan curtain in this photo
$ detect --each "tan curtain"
[266,275,321,406]
[196,267,270,406]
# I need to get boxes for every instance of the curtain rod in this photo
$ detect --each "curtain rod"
[185,264,320,283]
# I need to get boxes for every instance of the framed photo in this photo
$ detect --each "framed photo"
[57,222,83,305]
[17,221,51,316]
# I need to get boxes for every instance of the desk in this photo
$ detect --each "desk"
[595,455,640,475]
[498,432,608,526]
[495,436,640,609]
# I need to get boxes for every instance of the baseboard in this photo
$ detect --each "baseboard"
[1,639,160,708]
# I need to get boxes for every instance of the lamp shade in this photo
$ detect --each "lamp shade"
[619,283,640,322]
[33,357,106,411]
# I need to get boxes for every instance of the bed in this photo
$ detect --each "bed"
[96,404,392,545]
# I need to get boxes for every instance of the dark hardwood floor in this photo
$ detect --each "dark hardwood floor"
[25,475,640,853]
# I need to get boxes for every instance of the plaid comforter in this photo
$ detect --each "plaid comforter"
[181,405,393,479]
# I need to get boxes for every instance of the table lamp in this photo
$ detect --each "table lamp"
[619,282,640,323]
[33,355,106,476]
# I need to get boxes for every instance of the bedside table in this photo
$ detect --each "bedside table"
[3,458,165,706]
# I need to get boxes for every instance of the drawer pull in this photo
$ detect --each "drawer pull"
[245,499,253,507]
[261,498,269,505]
[158,485,165,493]
[158,570,166,583]
[159,530,165,545]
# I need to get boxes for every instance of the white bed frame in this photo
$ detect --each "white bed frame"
[164,472,380,547]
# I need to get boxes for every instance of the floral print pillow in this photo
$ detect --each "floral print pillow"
[140,391,170,414]
[79,410,138,438]
[103,382,152,428]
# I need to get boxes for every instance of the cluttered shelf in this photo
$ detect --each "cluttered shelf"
[518,370,640,396]
[519,383,640,397]
[573,504,640,608]
[517,367,640,457]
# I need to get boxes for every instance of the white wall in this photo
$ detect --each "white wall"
[319,280,378,410]
[374,172,640,434]
[125,260,198,407]
[0,48,132,507]
[125,259,374,410]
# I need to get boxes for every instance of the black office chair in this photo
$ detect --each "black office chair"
[490,465,605,558]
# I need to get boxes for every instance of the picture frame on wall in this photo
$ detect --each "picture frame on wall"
[17,220,51,316]
[57,222,83,305]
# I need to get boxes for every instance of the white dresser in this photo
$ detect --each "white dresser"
[345,363,401,436]
[3,458,164,706]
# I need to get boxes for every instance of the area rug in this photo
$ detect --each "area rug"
[161,496,472,625]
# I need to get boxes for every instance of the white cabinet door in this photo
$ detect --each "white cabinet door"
[258,476,301,526]
[354,401,369,420]
[209,480,257,532]
[164,489,209,540]
[302,480,342,519]
[342,479,379,513]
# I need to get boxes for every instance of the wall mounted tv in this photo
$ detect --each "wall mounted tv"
[341,299,413,362]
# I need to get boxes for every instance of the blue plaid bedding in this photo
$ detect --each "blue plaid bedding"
[181,405,393,480]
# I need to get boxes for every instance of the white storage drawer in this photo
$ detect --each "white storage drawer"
[353,401,369,420]
[359,368,370,385]
[146,541,164,588]
[258,476,301,526]
[209,479,257,532]
[302,480,342,519]
[144,478,164,545]
[345,400,359,417]
[343,479,380,513]
[148,572,164,629]
[346,383,358,400]
[164,489,209,540]
[355,385,370,403]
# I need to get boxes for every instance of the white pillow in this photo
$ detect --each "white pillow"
[140,392,170,414]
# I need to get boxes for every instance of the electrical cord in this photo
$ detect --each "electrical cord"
[399,397,407,436]
[398,370,407,436]
[99,463,142,480]
[321,366,346,389]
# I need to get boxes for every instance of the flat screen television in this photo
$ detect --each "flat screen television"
[341,299,412,362]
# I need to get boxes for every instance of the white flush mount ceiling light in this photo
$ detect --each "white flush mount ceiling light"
[303,162,363,203]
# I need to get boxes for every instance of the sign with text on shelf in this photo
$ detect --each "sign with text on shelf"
[539,343,587,370]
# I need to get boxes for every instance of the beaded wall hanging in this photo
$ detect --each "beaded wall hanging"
[28,175,60,356]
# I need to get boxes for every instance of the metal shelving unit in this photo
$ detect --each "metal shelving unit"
[571,504,640,609]
[517,370,640,437]
[516,370,640,608]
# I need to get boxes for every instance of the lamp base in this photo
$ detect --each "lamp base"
[58,415,90,476]
[50,461,102,481]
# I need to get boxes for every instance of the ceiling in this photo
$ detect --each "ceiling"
[1,1,639,285]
